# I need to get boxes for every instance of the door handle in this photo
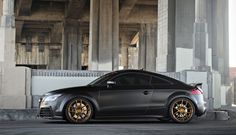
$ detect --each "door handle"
[143,91,151,95]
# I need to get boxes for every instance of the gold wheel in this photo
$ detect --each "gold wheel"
[65,98,93,123]
[170,98,195,123]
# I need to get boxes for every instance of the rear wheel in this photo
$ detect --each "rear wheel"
[65,97,93,124]
[169,98,195,123]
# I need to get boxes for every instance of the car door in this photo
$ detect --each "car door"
[98,73,153,116]
[146,75,174,115]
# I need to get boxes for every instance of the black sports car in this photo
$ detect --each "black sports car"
[39,70,206,123]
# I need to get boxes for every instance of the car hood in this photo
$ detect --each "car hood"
[45,85,96,95]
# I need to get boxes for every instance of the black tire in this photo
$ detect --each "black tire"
[169,98,195,123]
[64,97,93,124]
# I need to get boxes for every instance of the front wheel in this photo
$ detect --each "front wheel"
[169,98,195,123]
[64,97,93,124]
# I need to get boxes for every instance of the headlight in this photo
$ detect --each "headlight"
[44,94,62,102]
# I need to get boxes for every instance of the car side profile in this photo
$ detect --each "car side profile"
[39,69,206,123]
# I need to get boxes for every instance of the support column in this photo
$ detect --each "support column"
[0,0,31,109]
[157,0,176,72]
[63,20,82,70]
[192,0,209,70]
[120,34,129,69]
[88,0,99,70]
[212,0,229,85]
[234,78,236,105]
[88,0,119,71]
[138,24,157,72]
[138,24,146,70]
[175,0,195,72]
[0,0,15,67]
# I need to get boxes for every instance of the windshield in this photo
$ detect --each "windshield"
[88,72,116,86]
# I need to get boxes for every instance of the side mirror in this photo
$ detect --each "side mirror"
[107,81,116,88]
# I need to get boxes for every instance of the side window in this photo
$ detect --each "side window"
[113,73,150,86]
[151,76,172,85]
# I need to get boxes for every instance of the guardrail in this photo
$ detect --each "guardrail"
[32,70,109,77]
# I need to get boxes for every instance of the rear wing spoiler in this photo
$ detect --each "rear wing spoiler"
[189,83,202,88]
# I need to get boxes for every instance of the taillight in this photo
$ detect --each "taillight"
[191,89,203,95]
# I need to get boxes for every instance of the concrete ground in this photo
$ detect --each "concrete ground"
[0,119,236,135]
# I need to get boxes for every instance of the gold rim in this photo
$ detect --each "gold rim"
[67,99,92,123]
[171,98,194,123]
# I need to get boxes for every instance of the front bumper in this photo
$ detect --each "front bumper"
[39,107,54,118]
[38,97,63,119]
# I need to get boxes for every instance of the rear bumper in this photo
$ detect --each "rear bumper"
[191,95,207,116]
[196,102,207,116]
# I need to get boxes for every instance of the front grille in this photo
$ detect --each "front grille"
[39,107,53,118]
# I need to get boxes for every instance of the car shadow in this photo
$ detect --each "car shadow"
[42,119,191,125]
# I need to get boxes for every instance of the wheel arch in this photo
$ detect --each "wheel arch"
[166,91,198,115]
[61,94,99,119]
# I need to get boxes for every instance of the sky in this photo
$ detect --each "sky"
[229,0,236,67]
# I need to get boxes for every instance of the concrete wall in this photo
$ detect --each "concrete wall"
[0,67,31,109]
[176,48,212,72]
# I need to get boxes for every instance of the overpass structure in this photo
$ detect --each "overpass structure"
[0,0,231,110]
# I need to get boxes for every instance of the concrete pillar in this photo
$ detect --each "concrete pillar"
[0,0,15,67]
[157,0,176,72]
[88,0,99,70]
[0,0,2,23]
[138,23,157,72]
[234,78,236,105]
[212,0,229,85]
[192,0,209,71]
[120,34,129,69]
[63,20,82,70]
[138,24,146,70]
[89,0,119,71]
[0,0,31,109]
[82,34,89,69]
[175,0,195,72]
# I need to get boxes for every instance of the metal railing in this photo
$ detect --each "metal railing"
[32,69,109,77]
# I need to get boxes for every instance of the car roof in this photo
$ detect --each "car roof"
[111,69,187,85]
[112,69,171,79]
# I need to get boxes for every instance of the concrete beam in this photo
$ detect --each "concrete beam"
[66,0,87,19]
[136,0,158,6]
[39,0,66,2]
[120,24,140,32]
[120,0,138,19]
[16,0,32,16]
[120,5,157,23]
[131,32,139,45]
[16,9,64,22]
